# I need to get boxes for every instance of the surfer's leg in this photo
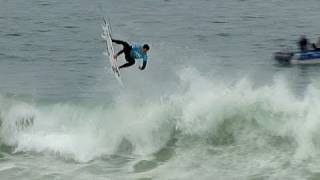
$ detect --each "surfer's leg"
[119,61,135,69]
[112,39,130,49]
[119,57,135,69]
[112,39,125,44]
[113,39,132,58]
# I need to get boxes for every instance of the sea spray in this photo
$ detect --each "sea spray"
[1,68,320,164]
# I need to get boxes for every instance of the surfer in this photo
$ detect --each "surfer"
[112,39,150,70]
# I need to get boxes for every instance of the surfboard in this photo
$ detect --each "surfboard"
[101,17,123,86]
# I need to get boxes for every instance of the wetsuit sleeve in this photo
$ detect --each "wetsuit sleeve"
[139,54,148,70]
[143,54,148,62]
[140,61,147,70]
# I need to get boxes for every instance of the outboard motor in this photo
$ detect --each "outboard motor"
[274,51,294,62]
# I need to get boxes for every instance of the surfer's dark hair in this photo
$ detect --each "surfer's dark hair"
[143,44,150,50]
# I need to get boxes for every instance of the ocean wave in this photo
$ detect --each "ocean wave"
[1,68,320,162]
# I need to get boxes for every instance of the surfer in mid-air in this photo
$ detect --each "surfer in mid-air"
[112,39,150,70]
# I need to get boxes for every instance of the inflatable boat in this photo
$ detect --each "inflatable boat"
[274,50,320,64]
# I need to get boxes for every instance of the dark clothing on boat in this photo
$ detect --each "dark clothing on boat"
[298,37,309,52]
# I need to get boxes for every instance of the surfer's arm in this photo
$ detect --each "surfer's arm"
[139,61,147,70]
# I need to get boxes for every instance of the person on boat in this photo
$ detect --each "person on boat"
[298,35,311,52]
[312,37,320,51]
[111,39,150,70]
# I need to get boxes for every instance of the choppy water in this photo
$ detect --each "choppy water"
[1,0,320,179]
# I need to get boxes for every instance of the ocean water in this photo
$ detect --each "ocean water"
[1,0,320,179]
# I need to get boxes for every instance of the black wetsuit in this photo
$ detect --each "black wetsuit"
[298,38,309,52]
[112,39,135,69]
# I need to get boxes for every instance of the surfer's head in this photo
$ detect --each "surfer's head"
[142,44,150,52]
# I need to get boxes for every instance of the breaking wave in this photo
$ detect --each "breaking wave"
[1,68,320,162]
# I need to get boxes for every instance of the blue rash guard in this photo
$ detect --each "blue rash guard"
[130,43,148,62]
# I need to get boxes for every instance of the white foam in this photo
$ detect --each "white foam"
[1,67,320,162]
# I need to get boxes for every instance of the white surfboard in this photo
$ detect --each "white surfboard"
[102,17,123,86]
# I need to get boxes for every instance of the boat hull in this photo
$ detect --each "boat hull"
[274,51,320,64]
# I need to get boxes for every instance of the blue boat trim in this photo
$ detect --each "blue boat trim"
[296,51,320,60]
